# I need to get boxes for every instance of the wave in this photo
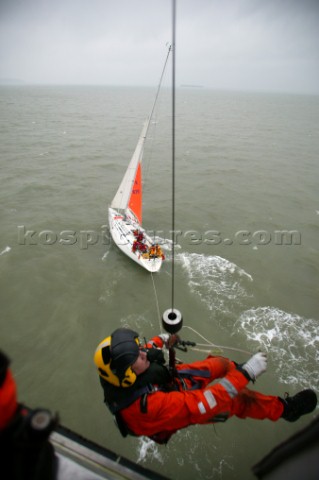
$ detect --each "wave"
[0,246,11,256]
[101,251,109,261]
[234,306,319,391]
[136,437,164,465]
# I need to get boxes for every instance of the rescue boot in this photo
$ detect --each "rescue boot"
[279,389,317,422]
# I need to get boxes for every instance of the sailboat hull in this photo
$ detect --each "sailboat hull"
[108,208,163,273]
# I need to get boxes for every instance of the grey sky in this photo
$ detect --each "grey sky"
[0,0,318,94]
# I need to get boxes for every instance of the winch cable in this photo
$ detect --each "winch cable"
[171,0,176,313]
[159,0,183,373]
[159,1,252,362]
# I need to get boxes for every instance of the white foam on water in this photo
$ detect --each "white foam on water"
[212,458,235,478]
[136,436,164,465]
[153,236,181,252]
[101,251,109,261]
[135,427,234,477]
[234,307,319,391]
[177,252,253,316]
[0,246,11,256]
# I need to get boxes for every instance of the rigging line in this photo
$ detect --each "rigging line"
[144,45,171,200]
[190,346,252,356]
[151,272,162,332]
[182,325,252,356]
[171,0,176,311]
[147,44,171,134]
[142,120,156,206]
[182,325,219,345]
[115,46,170,212]
[143,88,162,213]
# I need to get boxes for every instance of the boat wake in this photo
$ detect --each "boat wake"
[234,307,319,392]
[176,252,318,393]
[154,236,181,252]
[177,252,253,318]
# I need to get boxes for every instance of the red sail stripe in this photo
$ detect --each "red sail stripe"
[128,163,142,224]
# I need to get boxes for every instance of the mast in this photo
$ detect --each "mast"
[110,45,171,219]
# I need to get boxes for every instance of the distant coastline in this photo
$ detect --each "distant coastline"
[0,78,25,85]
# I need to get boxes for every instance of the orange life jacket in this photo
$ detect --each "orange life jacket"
[0,354,18,430]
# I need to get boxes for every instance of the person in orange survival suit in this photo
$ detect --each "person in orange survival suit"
[94,328,317,444]
[0,351,18,431]
[0,350,58,480]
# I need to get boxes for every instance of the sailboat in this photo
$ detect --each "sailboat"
[108,48,170,273]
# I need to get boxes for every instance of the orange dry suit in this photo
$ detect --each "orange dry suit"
[99,336,285,444]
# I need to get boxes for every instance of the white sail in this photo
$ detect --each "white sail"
[110,120,149,211]
[108,46,171,272]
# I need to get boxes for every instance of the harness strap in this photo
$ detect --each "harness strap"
[108,385,155,414]
[108,369,211,413]
[177,368,211,378]
[109,368,213,442]
[177,368,211,390]
[140,394,148,414]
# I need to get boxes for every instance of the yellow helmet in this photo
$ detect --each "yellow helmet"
[94,328,140,387]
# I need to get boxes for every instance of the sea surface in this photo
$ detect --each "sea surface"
[1,85,318,479]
